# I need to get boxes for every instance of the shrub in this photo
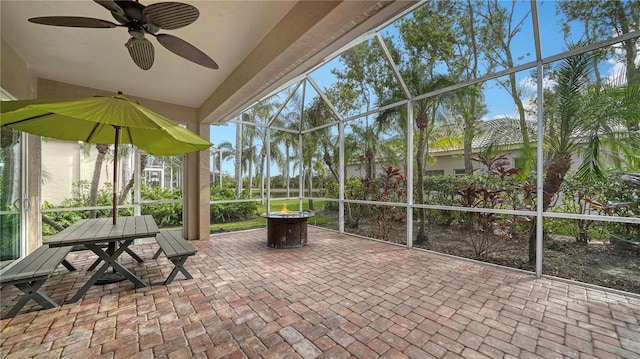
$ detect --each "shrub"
[210,186,258,223]
[553,169,639,242]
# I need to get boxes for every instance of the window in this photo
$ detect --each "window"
[454,169,466,177]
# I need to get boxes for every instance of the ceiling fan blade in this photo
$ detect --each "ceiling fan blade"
[125,37,155,70]
[144,2,199,30]
[93,0,125,17]
[156,34,218,69]
[28,16,117,28]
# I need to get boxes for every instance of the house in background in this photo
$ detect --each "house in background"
[346,117,587,178]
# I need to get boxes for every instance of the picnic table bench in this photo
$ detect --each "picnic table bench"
[152,230,197,285]
[0,245,75,319]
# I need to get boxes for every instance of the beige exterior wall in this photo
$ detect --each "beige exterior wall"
[40,140,129,205]
[346,149,583,178]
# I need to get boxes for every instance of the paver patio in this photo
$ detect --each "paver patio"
[1,227,639,358]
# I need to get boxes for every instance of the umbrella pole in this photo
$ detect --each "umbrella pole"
[113,126,120,225]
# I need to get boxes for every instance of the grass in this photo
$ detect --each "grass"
[209,198,335,232]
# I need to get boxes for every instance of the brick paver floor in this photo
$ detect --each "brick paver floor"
[1,227,639,358]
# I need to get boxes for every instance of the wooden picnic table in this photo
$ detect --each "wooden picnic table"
[46,215,159,302]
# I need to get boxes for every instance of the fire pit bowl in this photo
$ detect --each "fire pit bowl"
[260,211,315,248]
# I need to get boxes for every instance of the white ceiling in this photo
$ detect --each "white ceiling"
[1,1,416,124]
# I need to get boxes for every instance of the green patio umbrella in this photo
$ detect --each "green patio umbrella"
[1,93,212,224]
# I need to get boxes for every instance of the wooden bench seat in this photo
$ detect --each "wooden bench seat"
[0,245,75,319]
[152,231,197,285]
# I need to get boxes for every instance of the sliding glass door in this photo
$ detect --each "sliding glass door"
[0,126,26,266]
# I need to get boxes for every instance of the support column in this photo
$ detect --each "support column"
[185,123,210,240]
[26,134,41,253]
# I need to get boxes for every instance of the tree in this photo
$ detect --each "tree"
[88,143,110,218]
[232,98,282,199]
[476,0,535,173]
[526,45,640,261]
[270,121,299,197]
[118,151,147,205]
[378,64,455,244]
[272,91,303,197]
[556,0,640,131]
[217,139,247,196]
[400,0,490,175]
[331,38,401,180]
[235,121,243,196]
[300,95,337,211]
[248,99,280,200]
[557,0,639,82]
[396,0,475,244]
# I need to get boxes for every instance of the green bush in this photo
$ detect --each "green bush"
[42,182,184,234]
[138,185,182,227]
[422,175,467,226]
[42,181,114,235]
[553,169,639,242]
[210,186,258,223]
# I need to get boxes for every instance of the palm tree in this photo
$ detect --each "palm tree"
[259,128,285,200]
[526,47,640,261]
[240,123,259,195]
[378,65,455,245]
[235,121,243,196]
[217,140,242,194]
[88,143,110,218]
[300,96,337,210]
[270,116,299,197]
[118,147,145,205]
[347,117,403,181]
[241,100,278,198]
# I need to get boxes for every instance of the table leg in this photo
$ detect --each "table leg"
[69,240,147,303]
[87,241,144,272]
[124,246,144,262]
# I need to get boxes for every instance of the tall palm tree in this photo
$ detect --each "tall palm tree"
[235,121,243,196]
[240,122,259,195]
[260,127,285,199]
[88,143,110,218]
[270,116,299,197]
[217,140,243,195]
[378,65,455,244]
[300,96,336,210]
[119,152,147,205]
[241,100,278,199]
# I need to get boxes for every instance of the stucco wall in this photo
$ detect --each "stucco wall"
[346,149,583,179]
[40,140,127,205]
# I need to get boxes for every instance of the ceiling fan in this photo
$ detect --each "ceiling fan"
[28,0,218,70]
